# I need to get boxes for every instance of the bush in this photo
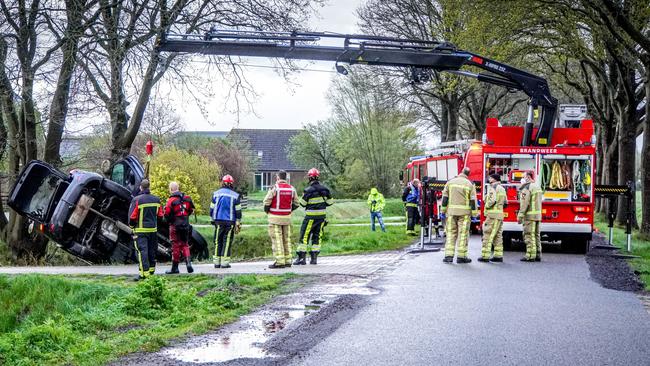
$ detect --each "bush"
[149,147,221,213]
[150,165,202,213]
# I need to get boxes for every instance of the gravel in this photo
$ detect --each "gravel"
[586,233,644,292]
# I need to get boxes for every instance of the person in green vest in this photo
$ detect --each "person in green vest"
[367,187,386,232]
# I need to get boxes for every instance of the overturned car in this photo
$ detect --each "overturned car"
[7,156,209,263]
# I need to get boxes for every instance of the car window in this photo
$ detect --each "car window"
[111,163,125,186]
[28,176,60,220]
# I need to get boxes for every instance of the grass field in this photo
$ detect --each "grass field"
[194,198,407,225]
[0,274,297,366]
[595,215,650,290]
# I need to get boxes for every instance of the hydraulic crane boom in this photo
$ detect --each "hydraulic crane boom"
[158,29,558,146]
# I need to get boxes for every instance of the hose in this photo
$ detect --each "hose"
[582,160,591,186]
[561,161,572,190]
[541,162,551,190]
[549,161,564,190]
[572,160,582,198]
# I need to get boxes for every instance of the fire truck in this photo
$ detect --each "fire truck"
[157,29,597,251]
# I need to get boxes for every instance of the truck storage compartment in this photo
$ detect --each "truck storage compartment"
[539,154,592,202]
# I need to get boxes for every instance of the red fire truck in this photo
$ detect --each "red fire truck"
[471,115,595,251]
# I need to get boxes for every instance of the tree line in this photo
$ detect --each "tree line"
[292,0,649,233]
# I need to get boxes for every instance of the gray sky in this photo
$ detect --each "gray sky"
[175,0,363,132]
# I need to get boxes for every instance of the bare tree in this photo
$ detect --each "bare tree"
[78,0,323,162]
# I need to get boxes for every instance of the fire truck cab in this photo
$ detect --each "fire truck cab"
[475,114,596,252]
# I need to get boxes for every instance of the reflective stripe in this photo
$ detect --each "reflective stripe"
[306,210,327,216]
[405,203,418,207]
[134,227,157,233]
[213,226,220,263]
[303,220,313,245]
[138,203,160,208]
[299,198,308,206]
[134,239,144,277]
[449,184,471,191]
[449,204,470,209]
[307,197,326,203]
[486,208,502,213]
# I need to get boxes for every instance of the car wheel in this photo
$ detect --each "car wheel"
[190,229,210,260]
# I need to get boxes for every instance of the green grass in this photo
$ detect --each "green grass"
[595,215,650,290]
[194,198,407,225]
[0,273,297,366]
[194,222,414,261]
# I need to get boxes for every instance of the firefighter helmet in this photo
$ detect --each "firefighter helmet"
[222,175,234,184]
[307,168,320,178]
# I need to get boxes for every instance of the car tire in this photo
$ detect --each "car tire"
[190,229,210,260]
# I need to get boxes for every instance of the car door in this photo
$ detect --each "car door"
[109,155,145,195]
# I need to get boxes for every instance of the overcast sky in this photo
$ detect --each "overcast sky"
[172,0,363,132]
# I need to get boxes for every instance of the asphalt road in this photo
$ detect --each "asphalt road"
[287,236,650,366]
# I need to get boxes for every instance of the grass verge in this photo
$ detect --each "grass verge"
[0,273,297,366]
[595,216,650,290]
[194,223,414,261]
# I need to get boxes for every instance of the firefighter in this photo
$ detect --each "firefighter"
[367,187,386,232]
[164,181,195,274]
[478,174,506,263]
[296,168,333,265]
[441,167,478,264]
[402,179,421,235]
[263,170,300,269]
[210,175,242,269]
[128,179,163,280]
[518,171,543,262]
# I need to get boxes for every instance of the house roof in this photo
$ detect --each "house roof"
[228,129,305,171]
[176,130,229,139]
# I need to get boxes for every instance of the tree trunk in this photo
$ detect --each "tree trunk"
[440,103,449,142]
[640,75,650,234]
[44,11,82,166]
[616,112,637,226]
[446,97,459,141]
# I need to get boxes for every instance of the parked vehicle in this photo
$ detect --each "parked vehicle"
[7,156,209,263]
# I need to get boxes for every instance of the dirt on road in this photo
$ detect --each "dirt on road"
[586,233,644,292]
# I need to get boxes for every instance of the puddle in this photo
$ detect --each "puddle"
[162,277,379,363]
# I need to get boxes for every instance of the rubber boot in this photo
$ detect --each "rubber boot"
[165,262,180,274]
[521,257,535,262]
[309,251,319,265]
[477,257,490,263]
[268,262,285,269]
[186,259,194,273]
[443,256,453,263]
[490,257,503,263]
[456,257,472,264]
[535,255,541,262]
[293,252,307,265]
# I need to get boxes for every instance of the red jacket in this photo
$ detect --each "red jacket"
[164,191,194,226]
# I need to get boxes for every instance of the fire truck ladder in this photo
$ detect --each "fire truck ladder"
[158,29,558,146]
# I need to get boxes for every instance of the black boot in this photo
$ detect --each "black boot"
[186,259,194,273]
[268,262,285,269]
[490,257,503,263]
[456,257,472,264]
[443,256,453,263]
[165,262,180,274]
[535,255,541,262]
[293,252,307,265]
[309,251,319,265]
[521,257,535,262]
[477,257,490,263]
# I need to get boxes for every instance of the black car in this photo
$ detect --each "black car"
[7,156,209,263]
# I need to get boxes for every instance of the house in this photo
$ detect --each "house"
[228,129,308,190]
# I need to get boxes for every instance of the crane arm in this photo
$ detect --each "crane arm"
[158,30,558,146]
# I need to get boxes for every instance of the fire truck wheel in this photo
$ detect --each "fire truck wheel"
[502,235,513,251]
[561,239,588,254]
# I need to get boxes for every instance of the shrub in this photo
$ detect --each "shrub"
[150,165,202,213]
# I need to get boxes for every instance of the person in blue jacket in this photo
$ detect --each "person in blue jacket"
[210,175,242,269]
[402,178,421,235]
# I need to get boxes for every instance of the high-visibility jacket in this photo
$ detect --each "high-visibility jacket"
[263,180,299,225]
[402,184,420,207]
[484,183,506,219]
[210,187,242,223]
[367,188,385,212]
[518,181,542,221]
[441,174,477,216]
[299,180,333,219]
[129,189,163,233]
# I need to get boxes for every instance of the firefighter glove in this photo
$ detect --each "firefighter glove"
[264,205,270,214]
